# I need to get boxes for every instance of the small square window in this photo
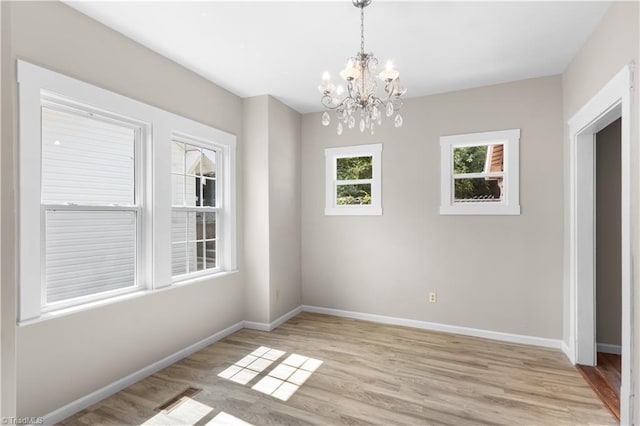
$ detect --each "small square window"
[440,129,520,215]
[325,144,382,216]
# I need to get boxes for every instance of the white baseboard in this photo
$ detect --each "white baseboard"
[561,341,574,363]
[597,342,622,355]
[42,320,244,425]
[301,305,562,349]
[244,305,302,332]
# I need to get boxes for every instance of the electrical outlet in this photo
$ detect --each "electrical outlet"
[429,292,437,303]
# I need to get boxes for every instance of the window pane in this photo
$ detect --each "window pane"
[186,176,198,206]
[196,212,204,241]
[205,212,216,239]
[202,149,216,178]
[336,184,372,205]
[206,240,216,269]
[172,243,187,276]
[172,174,185,206]
[454,177,503,202]
[202,178,216,207]
[172,141,185,174]
[185,146,201,175]
[172,211,188,243]
[453,144,504,174]
[41,107,135,205]
[45,210,136,304]
[194,241,204,271]
[186,212,197,242]
[187,240,197,272]
[336,156,372,180]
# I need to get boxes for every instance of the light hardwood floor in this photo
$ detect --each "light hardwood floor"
[60,312,617,425]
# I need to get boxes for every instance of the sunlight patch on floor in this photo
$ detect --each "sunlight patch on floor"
[217,346,285,385]
[205,411,254,426]
[218,347,322,401]
[142,397,213,425]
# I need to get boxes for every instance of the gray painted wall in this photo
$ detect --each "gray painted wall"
[2,1,246,417]
[267,97,302,321]
[301,76,564,339]
[243,95,302,323]
[243,96,271,324]
[595,118,621,347]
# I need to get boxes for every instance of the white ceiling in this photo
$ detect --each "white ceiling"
[64,1,610,113]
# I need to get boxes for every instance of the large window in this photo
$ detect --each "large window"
[171,140,220,279]
[41,105,142,309]
[324,144,382,216]
[440,129,520,215]
[17,60,236,322]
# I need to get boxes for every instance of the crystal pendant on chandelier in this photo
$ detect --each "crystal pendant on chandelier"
[394,114,403,128]
[386,102,394,117]
[318,0,406,135]
[321,111,331,127]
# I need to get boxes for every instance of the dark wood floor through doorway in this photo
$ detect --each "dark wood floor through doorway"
[577,352,621,420]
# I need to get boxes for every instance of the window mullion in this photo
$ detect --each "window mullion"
[335,178,373,185]
[172,206,220,212]
[41,204,140,212]
[453,172,504,179]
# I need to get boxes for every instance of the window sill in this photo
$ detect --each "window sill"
[171,269,239,287]
[17,269,239,327]
[18,289,149,326]
[325,207,382,216]
[439,204,521,215]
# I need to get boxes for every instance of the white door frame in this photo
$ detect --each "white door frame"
[568,64,634,425]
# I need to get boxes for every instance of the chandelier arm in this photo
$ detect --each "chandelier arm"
[392,98,404,110]
[321,94,341,110]
[384,81,393,98]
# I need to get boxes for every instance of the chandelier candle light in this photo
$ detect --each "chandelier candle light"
[319,0,406,135]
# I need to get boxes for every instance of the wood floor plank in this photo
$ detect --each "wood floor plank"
[59,312,617,425]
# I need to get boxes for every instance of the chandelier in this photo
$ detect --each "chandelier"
[318,0,406,135]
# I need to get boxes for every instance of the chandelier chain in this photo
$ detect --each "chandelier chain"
[360,5,365,54]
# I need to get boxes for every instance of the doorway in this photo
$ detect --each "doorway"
[568,64,634,425]
[576,118,622,419]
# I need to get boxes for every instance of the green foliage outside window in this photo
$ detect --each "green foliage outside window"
[336,156,373,205]
[337,184,372,205]
[337,156,372,180]
[453,145,499,200]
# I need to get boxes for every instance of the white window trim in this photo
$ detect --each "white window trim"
[324,144,382,216]
[439,129,520,215]
[17,60,237,322]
